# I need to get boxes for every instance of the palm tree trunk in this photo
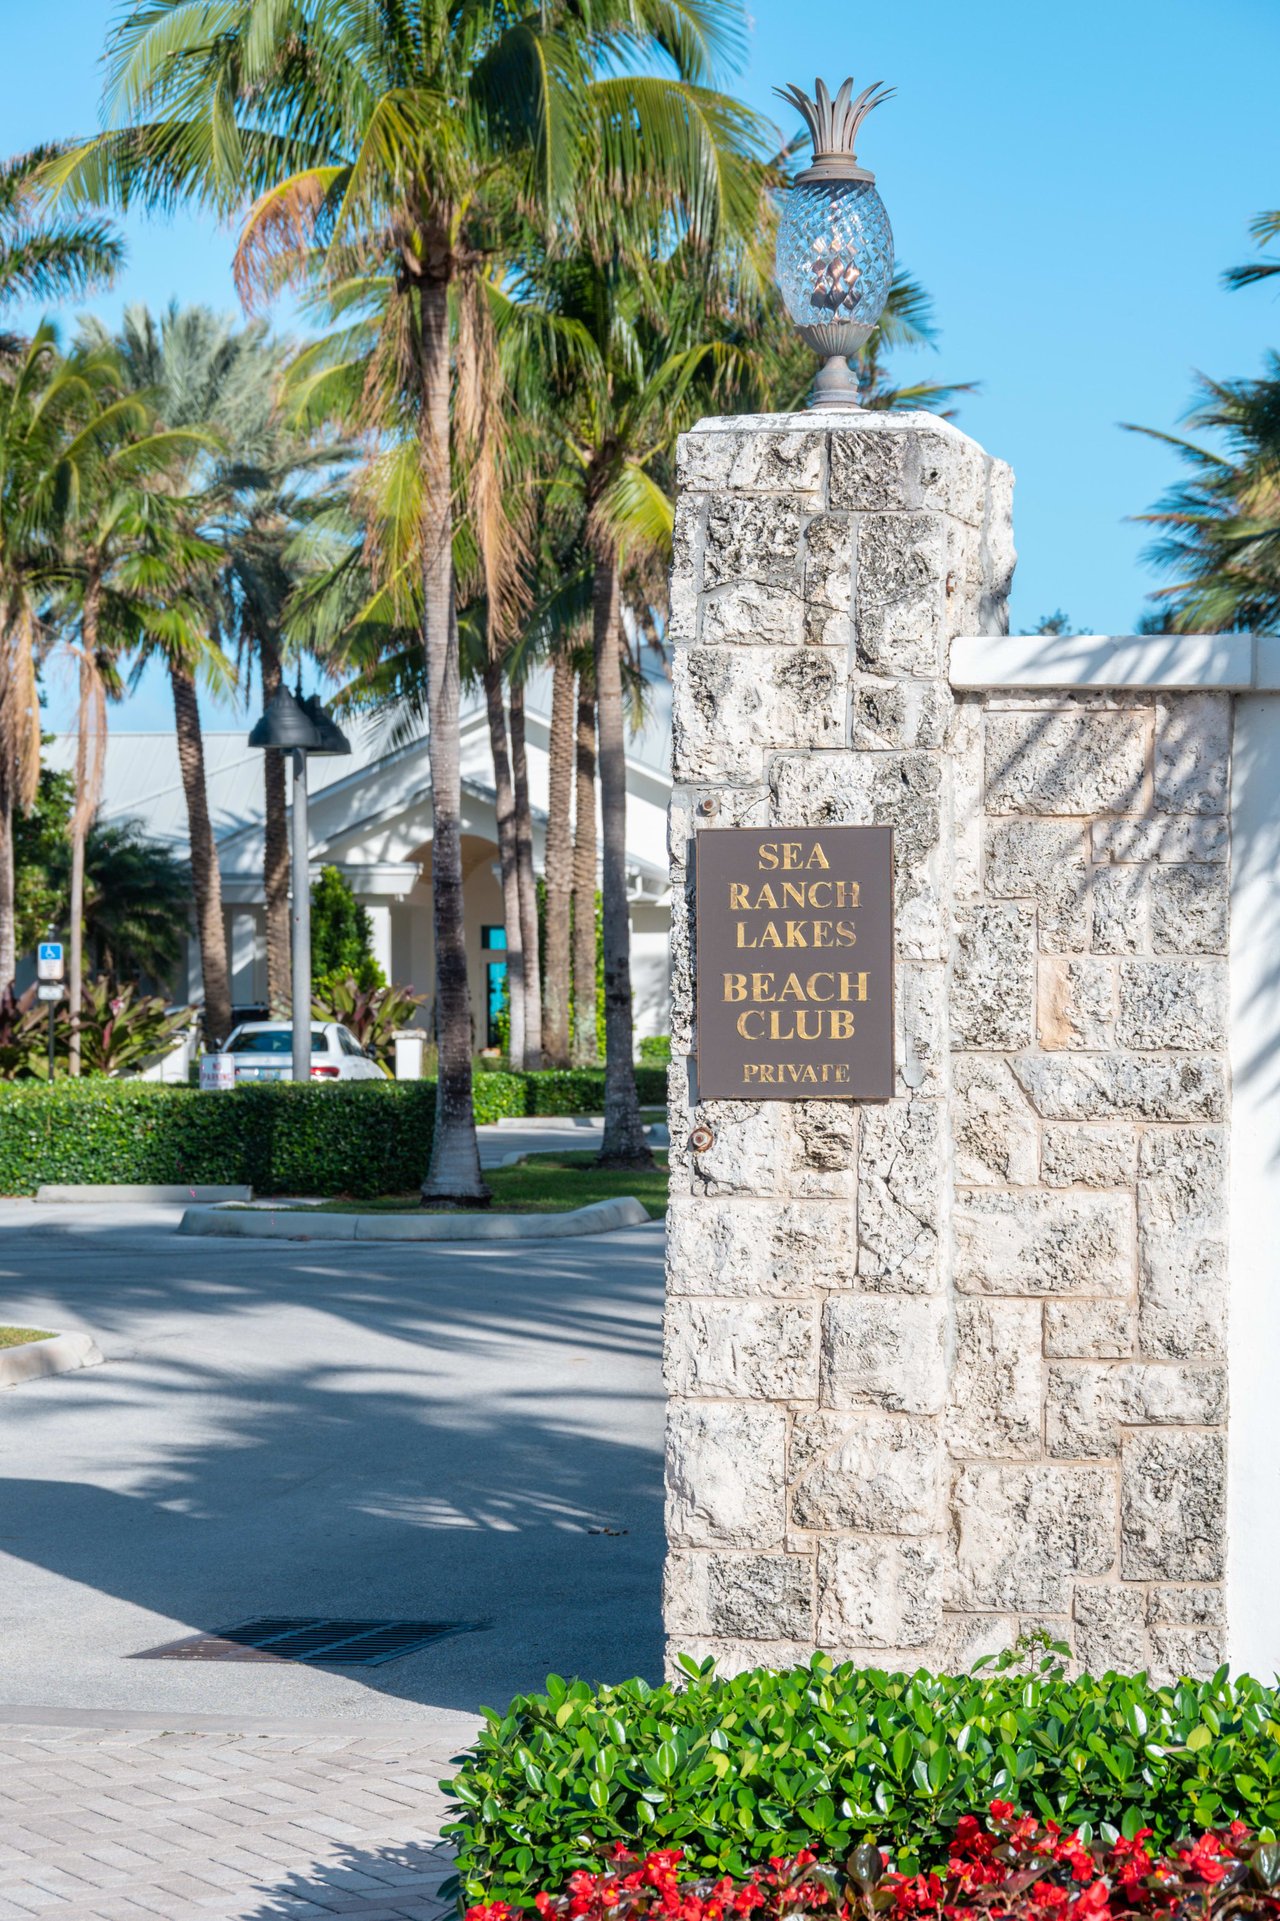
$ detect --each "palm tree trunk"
[260,638,290,1016]
[68,649,89,1078]
[508,677,542,1070]
[592,550,651,1166]
[69,573,106,1078]
[482,653,525,1068]
[542,649,575,1069]
[418,270,487,1203]
[169,660,232,1047]
[571,667,599,1067]
[0,777,13,994]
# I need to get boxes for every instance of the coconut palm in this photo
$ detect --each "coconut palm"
[0,148,121,337]
[47,0,770,1201]
[0,325,118,989]
[1129,363,1280,635]
[42,351,216,1068]
[76,304,286,1045]
[207,412,355,1016]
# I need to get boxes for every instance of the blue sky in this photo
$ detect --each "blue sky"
[6,0,1279,731]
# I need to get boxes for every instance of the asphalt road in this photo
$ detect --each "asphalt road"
[0,1196,666,1724]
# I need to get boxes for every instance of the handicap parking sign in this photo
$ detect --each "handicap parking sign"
[37,941,64,981]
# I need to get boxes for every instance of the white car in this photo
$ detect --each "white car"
[221,1021,387,1082]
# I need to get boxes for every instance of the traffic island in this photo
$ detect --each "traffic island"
[0,1328,103,1387]
[179,1195,653,1242]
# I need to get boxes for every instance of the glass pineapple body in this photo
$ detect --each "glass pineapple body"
[776,176,894,357]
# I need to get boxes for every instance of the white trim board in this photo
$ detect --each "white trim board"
[1228,694,1280,1680]
[950,633,1280,691]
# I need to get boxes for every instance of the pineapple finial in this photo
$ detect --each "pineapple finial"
[774,76,894,183]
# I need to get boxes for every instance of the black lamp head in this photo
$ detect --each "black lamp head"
[248,685,326,752]
[299,694,352,757]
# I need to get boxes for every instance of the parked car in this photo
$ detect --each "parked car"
[220,1021,387,1082]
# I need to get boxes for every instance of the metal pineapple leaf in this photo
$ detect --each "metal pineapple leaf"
[774,76,894,163]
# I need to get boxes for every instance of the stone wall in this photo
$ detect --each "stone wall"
[664,410,1230,1682]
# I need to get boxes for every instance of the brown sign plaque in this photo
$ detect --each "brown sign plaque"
[695,825,895,1100]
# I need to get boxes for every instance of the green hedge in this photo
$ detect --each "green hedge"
[522,1068,667,1115]
[443,1655,1280,1908]
[0,1066,665,1195]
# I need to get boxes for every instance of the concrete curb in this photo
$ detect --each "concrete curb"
[493,1114,601,1129]
[178,1194,652,1242]
[0,1702,482,1741]
[0,1331,103,1388]
[37,1184,253,1204]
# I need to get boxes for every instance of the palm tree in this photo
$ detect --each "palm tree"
[48,0,769,1202]
[0,325,113,989]
[43,351,215,1068]
[0,148,121,337]
[1129,362,1280,634]
[77,304,284,1046]
[209,414,353,1015]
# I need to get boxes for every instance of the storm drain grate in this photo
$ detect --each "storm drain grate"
[131,1616,481,1666]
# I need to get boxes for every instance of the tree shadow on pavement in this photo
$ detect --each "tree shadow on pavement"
[0,1220,667,1713]
[244,1838,454,1921]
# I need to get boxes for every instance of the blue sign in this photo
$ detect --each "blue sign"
[39,942,62,962]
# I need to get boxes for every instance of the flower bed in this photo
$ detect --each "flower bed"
[467,1806,1280,1921]
[442,1656,1280,1910]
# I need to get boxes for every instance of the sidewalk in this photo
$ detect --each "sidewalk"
[0,1712,472,1921]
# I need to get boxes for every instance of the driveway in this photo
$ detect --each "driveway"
[0,1199,666,1722]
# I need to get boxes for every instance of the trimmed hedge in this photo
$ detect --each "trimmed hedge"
[442,1655,1280,1908]
[0,1066,666,1195]
[522,1069,667,1115]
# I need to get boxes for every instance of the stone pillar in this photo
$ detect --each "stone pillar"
[664,411,1013,1673]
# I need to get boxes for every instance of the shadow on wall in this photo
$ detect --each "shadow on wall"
[0,1227,666,1713]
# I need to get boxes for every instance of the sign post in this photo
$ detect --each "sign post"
[695,825,895,1099]
[37,941,64,1081]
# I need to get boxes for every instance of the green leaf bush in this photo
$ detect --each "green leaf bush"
[442,1657,1280,1909]
[0,1066,667,1193]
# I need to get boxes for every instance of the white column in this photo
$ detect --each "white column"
[1228,693,1280,1677]
[230,912,258,1008]
[366,902,393,981]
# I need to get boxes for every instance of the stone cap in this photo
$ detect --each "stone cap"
[951,631,1276,692]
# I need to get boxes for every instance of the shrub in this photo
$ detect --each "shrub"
[442,1655,1280,1909]
[638,1035,671,1067]
[311,976,427,1057]
[504,1808,1280,1921]
[311,865,384,989]
[522,1068,666,1115]
[0,1063,667,1192]
[0,1075,522,1196]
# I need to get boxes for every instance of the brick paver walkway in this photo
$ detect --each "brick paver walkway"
[0,1721,464,1921]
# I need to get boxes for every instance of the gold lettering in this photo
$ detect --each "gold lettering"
[750,973,775,1001]
[780,842,803,869]
[809,841,830,869]
[781,882,806,908]
[807,881,832,907]
[729,883,750,910]
[807,972,835,1001]
[778,972,809,1002]
[831,1010,856,1039]
[784,920,808,947]
[795,1010,823,1040]
[722,972,747,1002]
[736,1009,766,1039]
[757,843,778,869]
[836,919,857,946]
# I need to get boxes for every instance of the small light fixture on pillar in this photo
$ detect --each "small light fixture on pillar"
[774,77,895,410]
[248,682,351,1085]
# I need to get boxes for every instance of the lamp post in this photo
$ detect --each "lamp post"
[248,684,351,1084]
[774,77,895,409]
